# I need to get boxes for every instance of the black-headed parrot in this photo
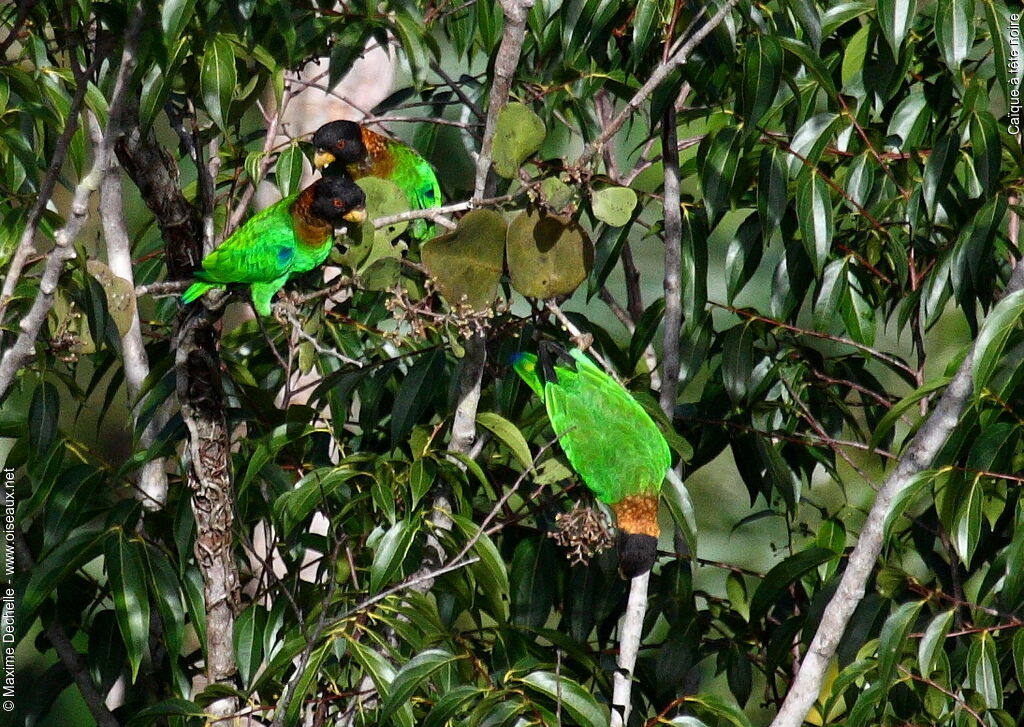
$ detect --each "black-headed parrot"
[182,175,366,316]
[513,344,671,578]
[311,120,442,239]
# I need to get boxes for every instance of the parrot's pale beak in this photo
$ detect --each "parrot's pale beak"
[343,207,366,224]
[314,150,336,169]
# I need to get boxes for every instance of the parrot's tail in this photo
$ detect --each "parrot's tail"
[182,281,217,305]
[611,495,660,578]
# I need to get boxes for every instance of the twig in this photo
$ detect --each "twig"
[545,300,620,381]
[0,7,141,401]
[135,280,191,297]
[768,263,1024,727]
[573,0,741,171]
[371,191,520,229]
[659,105,683,415]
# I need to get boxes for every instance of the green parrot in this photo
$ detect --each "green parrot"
[311,120,442,239]
[182,176,366,316]
[513,344,671,578]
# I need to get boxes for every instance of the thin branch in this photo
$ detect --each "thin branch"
[610,571,651,727]
[371,191,521,229]
[573,0,741,171]
[0,36,107,313]
[0,8,141,401]
[768,263,1024,727]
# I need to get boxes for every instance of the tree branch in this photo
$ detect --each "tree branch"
[0,7,140,402]
[768,263,1024,727]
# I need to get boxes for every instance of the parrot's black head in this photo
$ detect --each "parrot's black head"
[310,176,366,225]
[618,532,657,578]
[312,120,366,169]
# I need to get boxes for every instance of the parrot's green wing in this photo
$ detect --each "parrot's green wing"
[542,349,670,504]
[389,142,441,240]
[191,194,301,286]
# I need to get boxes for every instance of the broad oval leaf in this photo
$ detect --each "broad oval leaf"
[506,209,594,299]
[493,102,546,178]
[422,209,506,309]
[591,186,637,227]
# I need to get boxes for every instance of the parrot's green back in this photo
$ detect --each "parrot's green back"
[182,192,332,316]
[513,348,670,504]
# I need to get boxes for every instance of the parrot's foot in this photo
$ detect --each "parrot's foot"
[570,331,594,351]
[272,294,300,326]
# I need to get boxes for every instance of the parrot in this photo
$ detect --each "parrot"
[512,344,671,578]
[311,119,442,239]
[182,175,366,316]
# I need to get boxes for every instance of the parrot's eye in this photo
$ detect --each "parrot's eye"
[336,140,346,150]
[333,199,343,208]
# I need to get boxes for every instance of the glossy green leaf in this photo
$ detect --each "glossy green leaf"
[684,692,752,727]
[918,609,954,676]
[452,514,509,619]
[758,146,788,232]
[740,35,783,127]
[200,35,236,131]
[750,548,838,622]
[273,468,358,537]
[698,126,743,224]
[797,171,833,275]
[520,671,609,726]
[370,518,417,592]
[883,469,938,539]
[161,0,197,45]
[935,0,975,72]
[28,381,60,452]
[663,469,698,557]
[951,476,983,565]
[492,102,546,178]
[877,0,917,55]
[106,532,151,681]
[876,600,924,687]
[922,132,959,216]
[967,631,1001,709]
[391,349,446,445]
[787,113,841,177]
[381,648,461,720]
[274,143,304,198]
[234,604,266,688]
[510,537,555,629]
[476,411,533,469]
[125,699,206,726]
[974,289,1024,392]
[969,111,1000,197]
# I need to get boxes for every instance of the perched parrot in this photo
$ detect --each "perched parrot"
[311,120,442,238]
[182,176,366,316]
[513,344,671,578]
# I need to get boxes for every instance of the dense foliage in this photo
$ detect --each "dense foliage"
[3,1,1024,726]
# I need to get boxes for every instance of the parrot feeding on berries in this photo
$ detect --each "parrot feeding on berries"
[182,176,366,316]
[312,119,442,239]
[512,344,671,578]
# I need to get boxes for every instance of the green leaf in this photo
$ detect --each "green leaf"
[200,35,236,131]
[347,637,415,727]
[877,0,917,55]
[750,548,838,622]
[381,648,462,720]
[424,686,487,727]
[740,35,782,127]
[146,547,187,693]
[662,469,698,557]
[876,600,924,687]
[29,381,60,452]
[161,0,197,45]
[797,172,833,275]
[273,468,358,537]
[126,699,206,726]
[974,289,1024,392]
[969,111,1000,198]
[275,143,304,198]
[951,476,983,566]
[391,349,446,446]
[234,604,266,688]
[476,411,533,469]
[540,176,576,212]
[935,0,975,72]
[591,186,638,227]
[758,146,788,232]
[788,113,841,177]
[492,102,546,178]
[106,532,152,682]
[520,671,609,726]
[870,377,949,450]
[421,209,507,309]
[510,537,555,629]
[1014,628,1024,688]
[967,631,1001,709]
[506,209,594,299]
[684,692,752,727]
[370,518,417,592]
[918,609,954,676]
[922,131,959,216]
[698,125,743,224]
[883,469,938,539]
[452,514,509,619]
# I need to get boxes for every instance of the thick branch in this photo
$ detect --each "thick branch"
[611,571,651,727]
[769,263,1024,727]
[659,106,683,414]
